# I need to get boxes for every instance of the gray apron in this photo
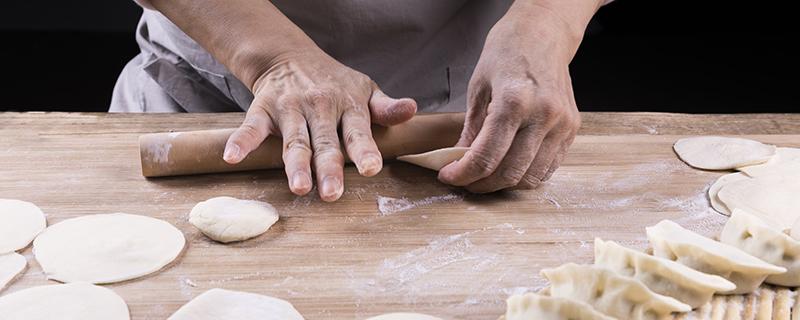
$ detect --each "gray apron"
[111,1,514,113]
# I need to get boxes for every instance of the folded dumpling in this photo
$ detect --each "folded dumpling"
[594,238,735,308]
[720,209,800,286]
[646,220,785,294]
[541,263,690,320]
[502,293,615,320]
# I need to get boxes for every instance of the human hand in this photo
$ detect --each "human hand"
[223,50,417,201]
[438,6,585,193]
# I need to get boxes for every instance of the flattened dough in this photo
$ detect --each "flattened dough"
[738,147,800,177]
[168,288,304,320]
[189,196,279,243]
[33,213,185,283]
[0,199,46,253]
[717,172,800,231]
[674,136,775,170]
[708,172,750,215]
[366,313,443,320]
[396,147,469,171]
[0,252,26,292]
[0,282,129,319]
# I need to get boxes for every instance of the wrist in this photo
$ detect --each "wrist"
[500,0,601,58]
[230,38,322,90]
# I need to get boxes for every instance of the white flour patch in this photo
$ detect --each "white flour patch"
[376,194,463,216]
[178,276,196,297]
[146,141,172,164]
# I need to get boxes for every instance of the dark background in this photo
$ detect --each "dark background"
[0,1,796,113]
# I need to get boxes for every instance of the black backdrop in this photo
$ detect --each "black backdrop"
[0,1,796,113]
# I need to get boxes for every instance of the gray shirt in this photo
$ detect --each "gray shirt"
[111,1,514,113]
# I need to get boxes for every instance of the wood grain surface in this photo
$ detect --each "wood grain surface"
[1,112,799,320]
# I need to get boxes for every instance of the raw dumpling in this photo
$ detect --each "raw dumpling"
[0,199,46,253]
[0,282,130,320]
[720,209,800,286]
[707,172,750,216]
[189,196,279,243]
[33,213,186,284]
[717,172,800,231]
[673,136,775,170]
[169,288,304,320]
[594,238,735,308]
[737,147,800,177]
[502,293,614,320]
[396,147,469,171]
[646,220,785,294]
[365,313,443,320]
[541,263,691,320]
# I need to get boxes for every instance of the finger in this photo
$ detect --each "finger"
[465,125,545,193]
[305,94,345,202]
[223,100,274,164]
[540,132,576,182]
[274,101,313,196]
[368,86,417,127]
[456,77,491,147]
[341,99,383,177]
[438,102,522,186]
[515,131,571,190]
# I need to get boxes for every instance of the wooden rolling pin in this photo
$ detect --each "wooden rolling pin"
[139,112,465,177]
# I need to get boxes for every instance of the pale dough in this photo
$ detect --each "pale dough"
[168,288,304,320]
[33,213,185,284]
[365,313,443,320]
[738,147,800,177]
[0,252,26,293]
[502,293,614,320]
[707,172,750,215]
[0,199,46,254]
[396,147,469,171]
[717,172,800,231]
[673,136,775,170]
[189,196,279,243]
[0,282,129,319]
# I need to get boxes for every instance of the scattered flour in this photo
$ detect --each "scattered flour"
[377,194,463,216]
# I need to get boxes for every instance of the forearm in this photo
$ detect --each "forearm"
[502,0,605,59]
[149,0,319,89]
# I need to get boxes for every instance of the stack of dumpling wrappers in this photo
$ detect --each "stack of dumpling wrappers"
[499,137,800,320]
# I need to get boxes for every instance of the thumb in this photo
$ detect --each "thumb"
[368,85,417,127]
[223,98,274,164]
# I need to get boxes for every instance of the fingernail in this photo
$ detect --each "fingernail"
[321,176,343,200]
[359,156,382,176]
[291,171,311,193]
[223,144,241,163]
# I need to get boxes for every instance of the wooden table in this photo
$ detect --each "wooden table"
[2,112,799,319]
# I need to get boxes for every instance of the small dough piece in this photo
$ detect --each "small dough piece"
[738,147,800,177]
[168,288,304,320]
[541,263,691,320]
[0,282,129,319]
[503,293,614,320]
[189,196,279,243]
[673,136,775,170]
[365,313,443,320]
[720,209,800,287]
[33,213,185,284]
[0,252,26,292]
[594,238,735,308]
[717,172,800,231]
[396,147,469,171]
[646,220,785,294]
[0,199,46,253]
[707,172,750,216]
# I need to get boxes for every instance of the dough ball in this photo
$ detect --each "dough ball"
[0,199,46,253]
[396,147,469,171]
[33,213,185,284]
[0,252,26,292]
[0,282,130,320]
[168,288,303,320]
[365,313,443,320]
[189,197,279,243]
[673,136,775,170]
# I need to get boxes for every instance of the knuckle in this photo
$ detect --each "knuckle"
[343,127,370,146]
[305,88,336,106]
[238,123,262,140]
[284,136,311,154]
[276,95,302,111]
[500,166,527,186]
[518,174,543,189]
[468,151,500,177]
[498,89,531,114]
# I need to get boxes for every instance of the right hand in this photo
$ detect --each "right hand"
[222,50,417,202]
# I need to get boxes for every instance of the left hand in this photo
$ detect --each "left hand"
[439,5,585,193]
